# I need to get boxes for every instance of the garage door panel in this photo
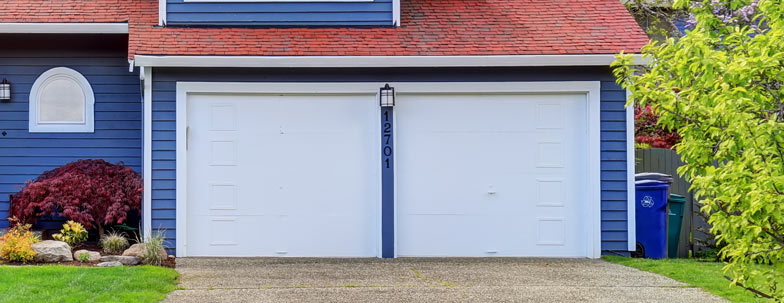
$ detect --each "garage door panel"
[187,94,378,257]
[397,215,493,256]
[397,93,588,257]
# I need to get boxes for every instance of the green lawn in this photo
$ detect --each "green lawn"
[0,265,179,303]
[604,256,773,302]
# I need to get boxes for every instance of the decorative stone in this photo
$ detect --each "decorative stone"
[32,240,73,262]
[100,255,140,265]
[96,261,123,267]
[73,250,101,262]
[123,244,167,260]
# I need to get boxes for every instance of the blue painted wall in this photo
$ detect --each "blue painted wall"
[0,34,142,230]
[166,0,394,26]
[151,67,631,255]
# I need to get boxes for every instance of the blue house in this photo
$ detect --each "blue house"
[0,0,649,258]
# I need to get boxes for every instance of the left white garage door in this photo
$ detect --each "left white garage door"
[185,94,379,257]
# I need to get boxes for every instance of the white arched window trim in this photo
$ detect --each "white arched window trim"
[29,67,95,133]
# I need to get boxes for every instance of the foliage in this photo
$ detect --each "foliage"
[52,220,88,247]
[604,256,780,302]
[9,159,143,238]
[635,104,681,148]
[614,0,784,299]
[0,217,40,263]
[136,230,166,266]
[101,232,130,255]
[77,252,90,263]
[624,0,686,41]
[0,265,179,303]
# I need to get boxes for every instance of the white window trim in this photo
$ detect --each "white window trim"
[29,67,95,133]
[159,0,167,26]
[392,0,400,26]
[172,81,602,258]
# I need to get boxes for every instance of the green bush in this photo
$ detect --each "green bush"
[101,232,129,255]
[77,252,90,263]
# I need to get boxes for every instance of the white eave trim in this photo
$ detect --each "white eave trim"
[0,23,128,34]
[134,54,644,68]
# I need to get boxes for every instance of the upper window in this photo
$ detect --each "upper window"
[29,67,94,133]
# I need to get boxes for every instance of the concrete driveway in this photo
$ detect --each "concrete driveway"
[164,258,725,303]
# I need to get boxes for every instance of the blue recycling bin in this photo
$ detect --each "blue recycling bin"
[635,180,670,259]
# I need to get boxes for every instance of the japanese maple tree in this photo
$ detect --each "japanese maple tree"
[635,104,680,149]
[9,159,142,238]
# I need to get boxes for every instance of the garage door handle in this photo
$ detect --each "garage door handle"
[186,126,189,150]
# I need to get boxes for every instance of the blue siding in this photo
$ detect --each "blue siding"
[0,35,141,230]
[166,0,394,26]
[152,67,631,255]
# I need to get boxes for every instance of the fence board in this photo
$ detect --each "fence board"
[635,148,694,258]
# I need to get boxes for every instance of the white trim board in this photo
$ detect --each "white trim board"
[392,0,401,26]
[143,67,153,239]
[159,0,167,26]
[172,81,603,258]
[0,23,128,34]
[134,54,644,68]
[626,89,637,251]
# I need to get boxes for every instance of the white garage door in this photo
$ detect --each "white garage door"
[396,93,590,257]
[185,94,378,257]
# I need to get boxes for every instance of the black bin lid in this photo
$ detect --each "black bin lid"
[635,172,674,184]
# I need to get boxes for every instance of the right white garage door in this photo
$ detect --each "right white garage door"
[396,93,590,257]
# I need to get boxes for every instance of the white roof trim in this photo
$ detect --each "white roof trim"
[0,23,128,34]
[134,54,644,68]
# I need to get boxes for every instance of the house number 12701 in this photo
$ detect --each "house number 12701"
[383,109,393,168]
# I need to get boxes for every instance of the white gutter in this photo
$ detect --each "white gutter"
[134,54,644,68]
[0,23,128,34]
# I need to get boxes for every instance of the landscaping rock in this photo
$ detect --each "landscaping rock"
[100,255,139,265]
[73,250,101,262]
[123,243,167,260]
[32,240,72,262]
[96,261,122,267]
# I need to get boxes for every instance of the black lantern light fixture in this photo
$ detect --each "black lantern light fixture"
[379,84,395,107]
[0,78,10,102]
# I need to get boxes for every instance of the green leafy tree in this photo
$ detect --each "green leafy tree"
[614,0,784,299]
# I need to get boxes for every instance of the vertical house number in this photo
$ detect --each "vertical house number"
[383,109,393,168]
[380,106,394,258]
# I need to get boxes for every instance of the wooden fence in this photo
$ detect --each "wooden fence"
[635,148,704,258]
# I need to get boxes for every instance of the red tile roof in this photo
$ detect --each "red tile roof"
[0,0,152,23]
[1,0,649,59]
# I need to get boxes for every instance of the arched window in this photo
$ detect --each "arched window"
[29,67,94,133]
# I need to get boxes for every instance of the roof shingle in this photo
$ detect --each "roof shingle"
[1,0,649,58]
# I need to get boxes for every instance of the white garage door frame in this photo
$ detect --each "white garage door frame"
[173,81,602,258]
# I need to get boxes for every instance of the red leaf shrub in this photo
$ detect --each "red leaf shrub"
[635,104,680,149]
[9,159,142,236]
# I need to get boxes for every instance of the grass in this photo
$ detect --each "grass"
[603,256,774,302]
[0,265,179,303]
